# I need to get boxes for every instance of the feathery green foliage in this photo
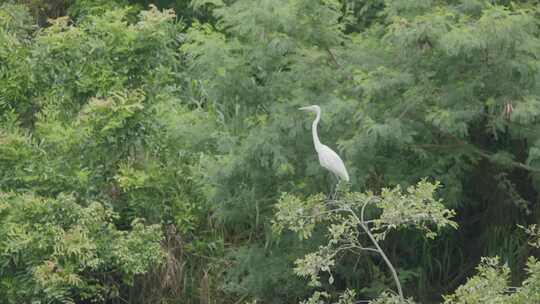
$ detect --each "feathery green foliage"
[0,192,163,303]
[1,0,540,303]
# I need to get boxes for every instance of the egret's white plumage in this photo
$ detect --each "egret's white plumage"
[299,105,349,182]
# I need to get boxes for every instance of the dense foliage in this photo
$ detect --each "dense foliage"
[1,0,540,303]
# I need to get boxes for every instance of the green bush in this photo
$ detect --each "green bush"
[0,192,163,303]
[1,0,540,303]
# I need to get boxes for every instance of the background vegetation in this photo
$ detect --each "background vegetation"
[0,0,539,303]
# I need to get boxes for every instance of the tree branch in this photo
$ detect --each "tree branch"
[410,137,540,173]
[345,204,404,301]
[326,47,341,68]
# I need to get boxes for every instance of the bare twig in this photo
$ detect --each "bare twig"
[359,221,403,300]
[326,47,341,68]
[346,203,404,301]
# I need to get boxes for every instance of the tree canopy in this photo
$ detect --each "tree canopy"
[1,0,539,303]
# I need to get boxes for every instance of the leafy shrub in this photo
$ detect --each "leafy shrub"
[273,181,457,302]
[0,192,163,303]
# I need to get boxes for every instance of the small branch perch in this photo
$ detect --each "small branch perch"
[359,221,404,300]
[345,203,404,300]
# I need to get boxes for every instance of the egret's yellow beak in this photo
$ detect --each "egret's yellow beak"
[299,106,311,111]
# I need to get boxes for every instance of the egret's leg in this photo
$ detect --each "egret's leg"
[330,174,340,200]
[325,174,335,200]
[326,182,333,200]
[331,186,338,200]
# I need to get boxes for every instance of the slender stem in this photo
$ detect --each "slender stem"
[361,197,379,223]
[333,245,379,256]
[361,199,368,224]
[348,202,404,300]
[326,47,341,68]
[351,245,379,254]
[360,222,403,300]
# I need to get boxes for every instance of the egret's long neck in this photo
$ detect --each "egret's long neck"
[312,109,322,152]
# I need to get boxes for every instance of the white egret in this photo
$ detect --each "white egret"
[299,105,349,182]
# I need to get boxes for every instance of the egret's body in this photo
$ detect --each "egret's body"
[299,105,349,182]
